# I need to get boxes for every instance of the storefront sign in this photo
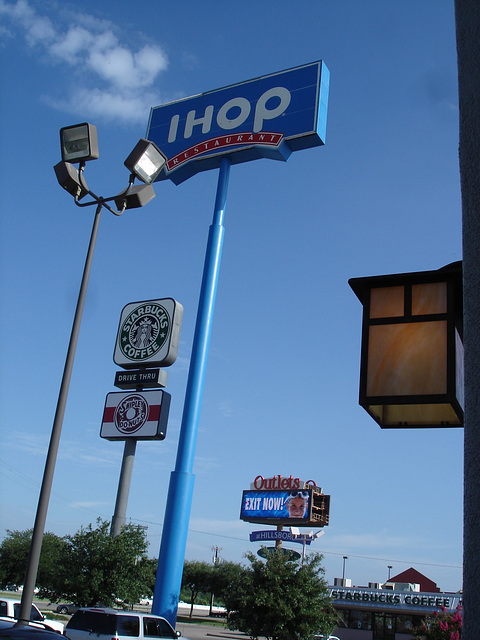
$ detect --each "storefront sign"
[147,60,330,184]
[329,587,462,613]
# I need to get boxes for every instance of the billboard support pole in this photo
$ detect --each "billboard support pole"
[276,525,283,549]
[152,158,231,626]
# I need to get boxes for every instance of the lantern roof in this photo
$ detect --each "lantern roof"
[349,261,462,305]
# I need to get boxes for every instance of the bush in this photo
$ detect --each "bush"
[413,604,462,640]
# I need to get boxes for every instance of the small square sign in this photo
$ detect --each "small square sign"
[113,298,183,369]
[100,389,171,440]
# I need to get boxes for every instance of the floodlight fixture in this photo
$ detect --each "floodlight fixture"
[53,161,89,200]
[114,183,156,211]
[54,124,168,216]
[124,138,167,184]
[60,123,99,163]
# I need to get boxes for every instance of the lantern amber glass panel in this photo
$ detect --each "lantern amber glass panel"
[349,264,463,428]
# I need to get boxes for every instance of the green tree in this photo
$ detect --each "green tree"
[181,561,213,617]
[0,529,65,593]
[211,561,243,606]
[55,519,150,607]
[141,557,159,597]
[224,549,336,640]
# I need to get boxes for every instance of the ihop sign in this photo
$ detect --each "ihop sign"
[146,60,329,184]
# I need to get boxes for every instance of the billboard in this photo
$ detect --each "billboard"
[146,60,330,184]
[240,487,330,526]
[100,389,171,441]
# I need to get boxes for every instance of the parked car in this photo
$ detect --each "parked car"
[0,599,64,634]
[65,608,190,640]
[138,599,152,607]
[55,605,78,616]
[0,619,64,640]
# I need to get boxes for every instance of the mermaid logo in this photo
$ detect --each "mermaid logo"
[119,302,170,362]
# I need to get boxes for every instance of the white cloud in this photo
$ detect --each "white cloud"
[49,26,97,63]
[0,0,169,124]
[70,500,110,510]
[6,431,49,456]
[0,0,55,45]
[44,87,164,125]
[190,517,251,538]
[134,45,169,85]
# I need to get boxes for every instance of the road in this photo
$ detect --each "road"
[175,623,248,640]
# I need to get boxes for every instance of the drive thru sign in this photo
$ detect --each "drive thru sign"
[146,60,329,184]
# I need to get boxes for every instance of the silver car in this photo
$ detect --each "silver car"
[65,608,190,640]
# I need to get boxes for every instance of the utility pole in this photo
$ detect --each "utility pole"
[454,1,480,638]
[209,546,222,616]
[212,546,222,565]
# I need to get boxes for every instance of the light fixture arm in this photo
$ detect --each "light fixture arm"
[73,163,134,216]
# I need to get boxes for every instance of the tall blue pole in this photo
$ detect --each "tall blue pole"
[152,158,231,626]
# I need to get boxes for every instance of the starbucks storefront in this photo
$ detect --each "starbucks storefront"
[329,585,462,640]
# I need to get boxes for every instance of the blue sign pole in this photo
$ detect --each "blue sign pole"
[152,157,231,626]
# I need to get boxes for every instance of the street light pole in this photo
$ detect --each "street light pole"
[16,202,103,626]
[15,124,165,627]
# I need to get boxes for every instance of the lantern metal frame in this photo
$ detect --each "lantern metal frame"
[349,261,463,428]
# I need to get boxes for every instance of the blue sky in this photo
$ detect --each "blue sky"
[0,1,463,593]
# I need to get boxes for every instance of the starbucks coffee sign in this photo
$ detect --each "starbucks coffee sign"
[114,298,183,369]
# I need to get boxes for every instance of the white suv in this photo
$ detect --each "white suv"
[0,597,65,633]
[65,608,189,640]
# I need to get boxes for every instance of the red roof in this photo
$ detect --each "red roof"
[389,567,440,593]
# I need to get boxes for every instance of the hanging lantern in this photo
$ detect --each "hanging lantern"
[349,261,463,428]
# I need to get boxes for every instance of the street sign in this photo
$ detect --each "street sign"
[147,60,330,184]
[100,389,171,440]
[114,368,168,390]
[250,530,312,545]
[113,298,183,369]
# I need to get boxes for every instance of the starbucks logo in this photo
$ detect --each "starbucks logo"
[119,303,170,362]
[114,394,148,434]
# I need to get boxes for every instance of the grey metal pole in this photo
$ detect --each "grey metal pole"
[454,2,480,638]
[111,438,137,537]
[15,203,103,627]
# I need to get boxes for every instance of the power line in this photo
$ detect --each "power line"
[0,462,462,571]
